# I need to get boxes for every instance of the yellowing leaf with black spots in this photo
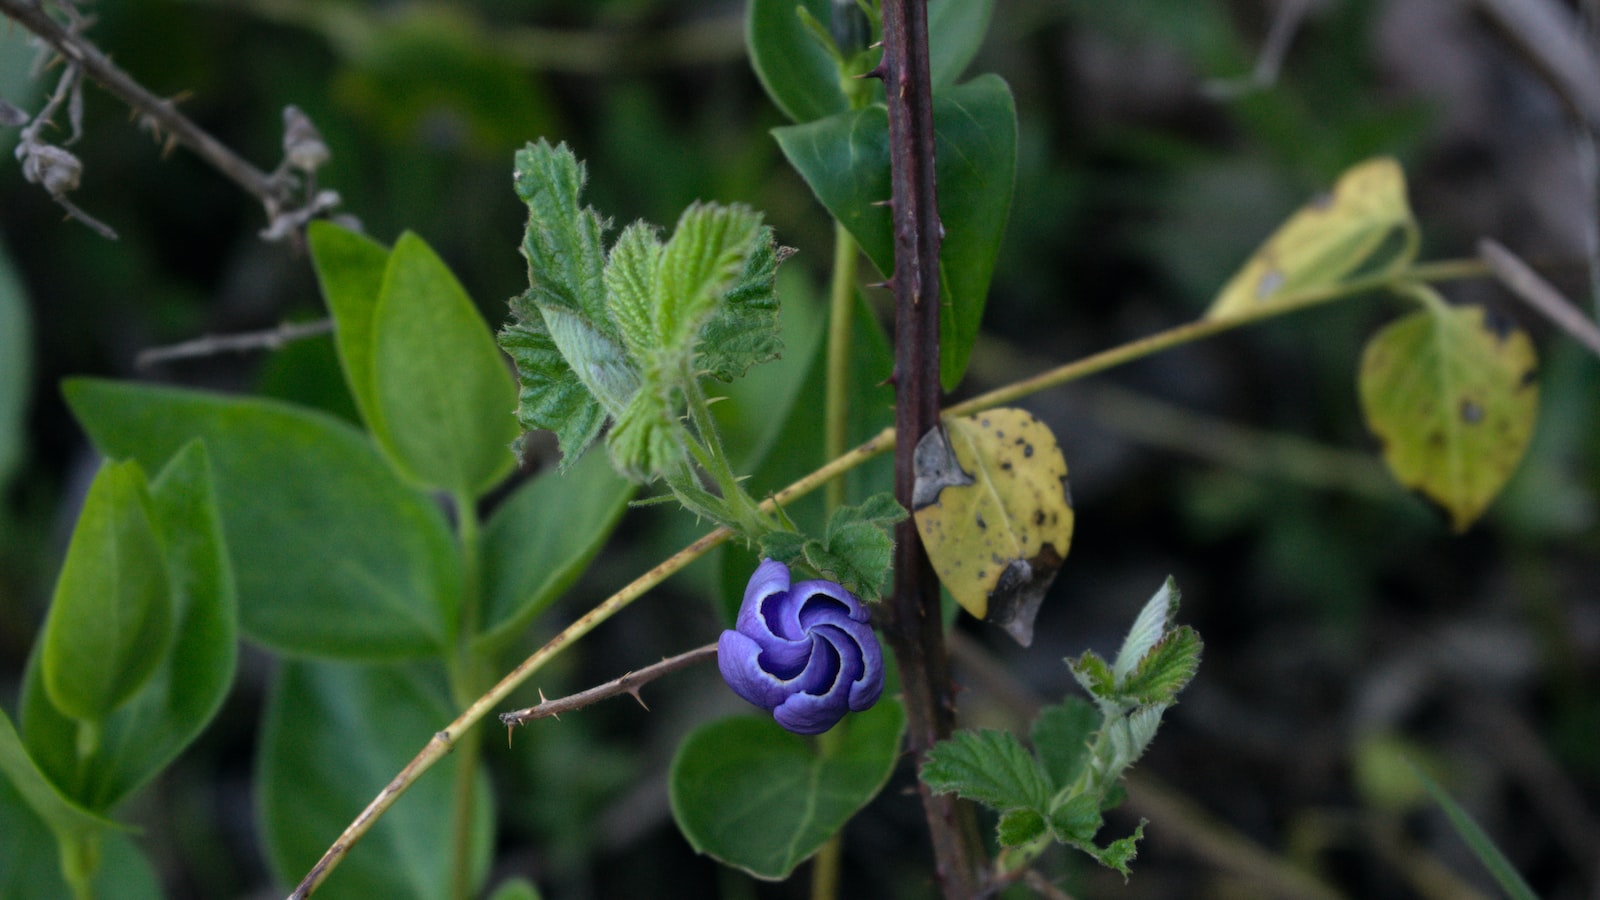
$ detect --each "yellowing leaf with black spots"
[1358,297,1539,532]
[1208,158,1418,321]
[912,409,1073,646]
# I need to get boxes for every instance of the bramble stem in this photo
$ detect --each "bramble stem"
[499,643,718,728]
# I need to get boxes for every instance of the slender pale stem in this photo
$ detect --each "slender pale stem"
[447,492,486,900]
[289,258,1484,896]
[824,222,861,513]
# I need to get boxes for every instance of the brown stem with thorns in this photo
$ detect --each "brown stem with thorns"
[873,0,988,895]
[499,643,718,734]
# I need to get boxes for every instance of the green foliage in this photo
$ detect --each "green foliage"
[758,493,905,601]
[1409,762,1540,900]
[922,578,1201,876]
[1358,294,1540,531]
[0,238,29,488]
[308,221,389,428]
[668,699,905,881]
[773,75,1017,391]
[39,460,171,723]
[65,379,462,660]
[23,442,237,812]
[501,140,783,482]
[258,660,494,899]
[475,452,635,656]
[0,777,161,900]
[370,232,518,497]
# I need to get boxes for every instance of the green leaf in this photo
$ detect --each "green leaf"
[1067,651,1116,704]
[308,220,391,429]
[603,220,664,359]
[258,660,493,899]
[1030,697,1100,790]
[654,202,764,362]
[1046,792,1103,844]
[996,807,1048,847]
[1119,626,1203,707]
[1113,576,1180,683]
[40,460,172,723]
[697,227,785,383]
[23,442,238,811]
[1207,157,1418,321]
[928,0,996,87]
[65,379,461,660]
[475,451,634,656]
[921,728,1054,813]
[773,75,1017,391]
[370,232,519,496]
[0,777,161,900]
[0,236,30,488]
[504,140,628,465]
[670,699,904,881]
[745,0,850,124]
[1409,762,1540,900]
[0,710,117,844]
[814,493,905,601]
[1082,820,1145,878]
[1359,297,1539,532]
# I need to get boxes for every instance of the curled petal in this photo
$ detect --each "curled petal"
[717,558,886,734]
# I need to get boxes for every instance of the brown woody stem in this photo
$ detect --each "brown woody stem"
[875,0,989,895]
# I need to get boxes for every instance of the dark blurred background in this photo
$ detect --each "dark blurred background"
[2,1,1598,898]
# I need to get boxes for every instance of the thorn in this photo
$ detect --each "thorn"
[866,279,893,292]
[870,197,893,208]
[865,62,888,80]
[628,687,650,711]
[506,726,513,748]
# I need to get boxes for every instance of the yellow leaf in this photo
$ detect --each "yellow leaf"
[911,409,1074,646]
[1358,296,1539,531]
[1207,158,1418,320]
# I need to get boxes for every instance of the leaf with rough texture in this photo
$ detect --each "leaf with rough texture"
[1358,298,1539,531]
[1120,626,1203,707]
[670,700,904,881]
[475,451,634,655]
[23,442,237,812]
[259,661,493,899]
[921,727,1055,813]
[773,75,1017,391]
[65,379,460,659]
[997,807,1048,846]
[40,460,171,723]
[504,140,625,464]
[1031,698,1100,791]
[1113,576,1179,683]
[912,409,1073,646]
[603,220,663,359]
[698,227,784,383]
[758,494,905,603]
[308,221,390,428]
[654,203,764,360]
[1208,158,1417,320]
[371,231,518,496]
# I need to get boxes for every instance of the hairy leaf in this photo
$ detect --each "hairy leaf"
[1031,698,1100,791]
[654,203,764,361]
[1113,576,1180,683]
[603,220,663,359]
[698,228,784,383]
[921,728,1054,813]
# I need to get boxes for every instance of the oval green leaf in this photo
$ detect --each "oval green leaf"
[0,237,30,488]
[912,409,1074,646]
[40,460,172,723]
[669,700,904,881]
[773,75,1017,391]
[372,231,519,496]
[475,451,634,655]
[746,0,850,124]
[64,378,461,660]
[22,442,238,811]
[308,220,390,429]
[1207,157,1418,320]
[1358,298,1539,531]
[258,660,493,899]
[0,774,160,900]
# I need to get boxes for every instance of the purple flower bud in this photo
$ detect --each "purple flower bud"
[717,558,885,735]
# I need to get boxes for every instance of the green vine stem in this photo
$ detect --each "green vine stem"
[447,491,488,900]
[287,259,1484,897]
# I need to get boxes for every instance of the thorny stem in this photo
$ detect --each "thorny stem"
[499,643,718,729]
[288,259,1480,897]
[874,0,989,894]
[1,0,297,220]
